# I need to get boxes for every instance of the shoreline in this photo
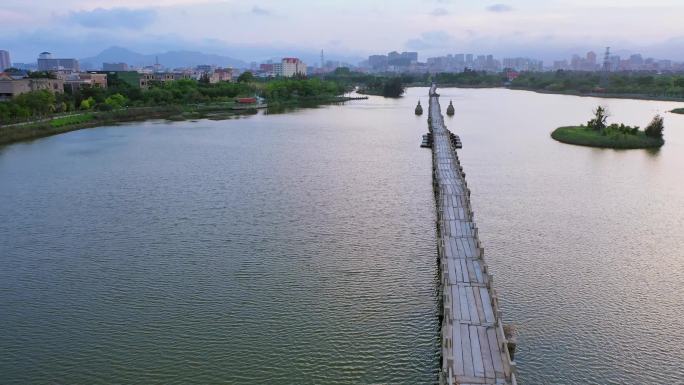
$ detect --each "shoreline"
[407,84,684,103]
[550,126,664,149]
[0,96,361,147]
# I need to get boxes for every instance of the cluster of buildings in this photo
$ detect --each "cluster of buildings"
[427,54,505,73]
[0,49,317,100]
[360,49,684,74]
[1,50,243,99]
[253,57,307,78]
[2,45,683,100]
[363,51,420,72]
[552,51,684,72]
[361,51,542,73]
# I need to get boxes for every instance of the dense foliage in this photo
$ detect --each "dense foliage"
[552,105,665,149]
[237,71,254,83]
[511,70,684,98]
[260,78,344,101]
[551,126,664,149]
[356,77,405,97]
[645,115,664,139]
[431,70,506,87]
[1,74,348,123]
[587,106,609,130]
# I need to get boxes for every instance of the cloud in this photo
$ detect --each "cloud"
[486,4,514,13]
[405,30,456,50]
[68,7,157,29]
[251,6,270,15]
[430,8,449,16]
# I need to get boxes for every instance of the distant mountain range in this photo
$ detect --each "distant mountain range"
[80,46,248,70]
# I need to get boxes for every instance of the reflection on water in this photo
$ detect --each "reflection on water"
[435,87,684,384]
[1,87,683,384]
[0,96,440,385]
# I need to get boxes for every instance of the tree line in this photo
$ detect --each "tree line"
[511,70,684,98]
[0,72,345,124]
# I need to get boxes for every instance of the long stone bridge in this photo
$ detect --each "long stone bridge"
[428,84,517,385]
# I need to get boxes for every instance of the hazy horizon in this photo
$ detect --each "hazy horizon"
[3,0,684,64]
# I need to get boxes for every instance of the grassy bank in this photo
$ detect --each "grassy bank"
[551,126,664,149]
[0,106,182,146]
[0,95,365,146]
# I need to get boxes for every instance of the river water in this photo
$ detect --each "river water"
[1,88,683,384]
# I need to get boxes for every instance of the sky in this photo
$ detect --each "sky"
[2,0,684,64]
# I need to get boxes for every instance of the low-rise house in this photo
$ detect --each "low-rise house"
[0,73,64,99]
[63,73,108,91]
[215,68,233,82]
[139,72,192,89]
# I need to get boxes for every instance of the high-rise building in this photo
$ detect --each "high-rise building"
[103,62,128,71]
[629,54,644,69]
[368,55,388,70]
[37,52,80,72]
[0,50,11,71]
[584,51,597,71]
[281,58,306,77]
[586,51,597,65]
[402,52,418,62]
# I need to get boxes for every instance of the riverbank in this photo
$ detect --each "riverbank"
[551,126,664,149]
[511,87,684,102]
[405,84,684,102]
[0,96,365,146]
[0,106,183,146]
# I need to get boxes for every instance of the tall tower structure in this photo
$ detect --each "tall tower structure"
[320,49,324,69]
[600,47,611,88]
[602,47,611,72]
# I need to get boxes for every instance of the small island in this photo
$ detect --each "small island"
[672,108,684,114]
[551,106,664,149]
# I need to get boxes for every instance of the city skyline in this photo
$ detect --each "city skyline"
[5,45,684,75]
[2,0,684,64]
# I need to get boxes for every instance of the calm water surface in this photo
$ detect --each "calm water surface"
[0,98,440,384]
[1,88,684,384]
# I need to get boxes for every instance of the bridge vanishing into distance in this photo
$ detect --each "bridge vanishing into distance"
[427,85,517,385]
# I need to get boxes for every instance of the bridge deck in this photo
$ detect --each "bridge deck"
[429,85,517,385]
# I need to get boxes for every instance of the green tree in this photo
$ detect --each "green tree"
[673,77,684,89]
[104,93,127,109]
[80,97,95,110]
[333,67,351,75]
[587,106,608,131]
[27,71,57,79]
[13,90,56,117]
[382,77,405,97]
[237,71,254,83]
[644,115,664,139]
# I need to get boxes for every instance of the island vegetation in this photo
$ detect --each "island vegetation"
[672,108,684,114]
[551,106,665,149]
